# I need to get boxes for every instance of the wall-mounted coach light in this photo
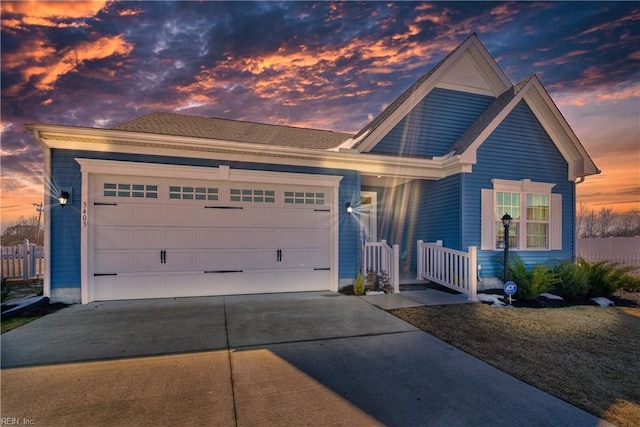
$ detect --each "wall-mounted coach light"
[58,190,70,207]
[345,202,354,214]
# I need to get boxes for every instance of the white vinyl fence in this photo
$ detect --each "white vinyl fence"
[1,239,45,280]
[576,237,640,273]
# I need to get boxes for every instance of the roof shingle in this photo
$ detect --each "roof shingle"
[114,112,354,150]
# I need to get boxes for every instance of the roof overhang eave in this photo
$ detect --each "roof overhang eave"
[26,123,471,181]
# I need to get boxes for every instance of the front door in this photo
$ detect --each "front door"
[360,191,377,242]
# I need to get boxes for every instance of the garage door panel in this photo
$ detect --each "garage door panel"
[166,206,245,226]
[94,205,166,227]
[192,230,230,248]
[95,250,163,273]
[277,230,330,248]
[94,227,166,250]
[91,174,335,301]
[93,269,331,301]
[278,249,330,269]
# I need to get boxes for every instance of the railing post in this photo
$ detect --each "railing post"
[381,240,388,275]
[22,238,30,281]
[468,246,478,302]
[416,240,424,280]
[392,244,400,293]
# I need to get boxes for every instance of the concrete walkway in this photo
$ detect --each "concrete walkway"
[1,291,608,426]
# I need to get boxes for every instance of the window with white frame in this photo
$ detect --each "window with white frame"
[481,179,562,251]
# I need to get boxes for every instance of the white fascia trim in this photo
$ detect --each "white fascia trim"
[458,77,599,181]
[523,77,600,179]
[328,129,370,152]
[465,40,512,92]
[458,79,533,166]
[356,35,511,154]
[75,158,343,187]
[32,124,470,180]
[42,147,51,298]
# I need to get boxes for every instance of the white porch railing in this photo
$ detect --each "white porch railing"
[1,239,45,281]
[363,240,400,293]
[417,240,478,301]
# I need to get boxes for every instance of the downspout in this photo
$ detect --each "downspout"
[573,175,586,261]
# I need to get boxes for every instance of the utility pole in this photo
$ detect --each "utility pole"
[33,202,43,244]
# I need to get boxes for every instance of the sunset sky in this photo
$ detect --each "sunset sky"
[1,1,639,231]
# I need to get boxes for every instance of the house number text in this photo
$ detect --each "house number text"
[82,201,88,228]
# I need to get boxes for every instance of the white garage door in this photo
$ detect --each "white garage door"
[89,173,335,301]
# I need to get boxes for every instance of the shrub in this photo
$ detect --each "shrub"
[353,273,364,296]
[364,269,393,293]
[553,259,590,298]
[623,274,640,292]
[552,258,639,298]
[584,259,637,297]
[495,255,557,300]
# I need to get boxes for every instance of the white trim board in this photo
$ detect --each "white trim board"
[76,158,343,303]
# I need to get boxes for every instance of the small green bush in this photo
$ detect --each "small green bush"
[494,256,640,300]
[552,258,639,298]
[364,268,392,293]
[495,255,557,300]
[622,274,640,292]
[553,259,590,298]
[353,273,364,296]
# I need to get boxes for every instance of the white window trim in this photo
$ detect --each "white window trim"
[481,179,561,251]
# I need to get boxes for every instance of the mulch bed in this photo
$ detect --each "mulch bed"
[480,289,640,308]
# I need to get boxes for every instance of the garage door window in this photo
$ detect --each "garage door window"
[170,186,219,201]
[230,189,275,203]
[103,183,158,199]
[284,191,325,205]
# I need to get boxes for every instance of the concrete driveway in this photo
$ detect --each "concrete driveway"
[1,292,607,426]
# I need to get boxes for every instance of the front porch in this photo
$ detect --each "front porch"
[362,239,479,302]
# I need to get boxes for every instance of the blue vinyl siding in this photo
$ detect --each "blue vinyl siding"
[49,149,359,291]
[371,88,495,158]
[366,175,462,274]
[49,152,82,291]
[422,175,463,250]
[461,100,574,281]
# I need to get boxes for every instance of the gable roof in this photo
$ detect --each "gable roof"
[114,112,353,150]
[448,77,533,155]
[27,34,598,182]
[453,75,600,179]
[337,33,598,179]
[340,33,512,152]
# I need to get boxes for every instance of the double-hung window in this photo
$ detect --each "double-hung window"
[482,179,561,251]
